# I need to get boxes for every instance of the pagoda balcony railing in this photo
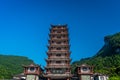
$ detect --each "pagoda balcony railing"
[49,33,68,36]
[49,49,69,53]
[48,44,70,46]
[50,32,68,35]
[50,38,69,40]
[48,44,69,45]
[47,57,70,60]
[44,73,71,77]
[46,58,71,61]
[47,51,71,55]
[46,52,71,56]
[50,32,68,34]
[49,56,69,58]
[47,51,71,53]
[46,71,71,74]
[47,47,70,50]
[46,64,71,68]
[50,27,68,30]
[49,63,70,65]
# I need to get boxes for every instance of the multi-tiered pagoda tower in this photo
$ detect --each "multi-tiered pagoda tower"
[45,24,72,80]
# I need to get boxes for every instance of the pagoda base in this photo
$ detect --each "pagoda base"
[47,77,70,80]
[44,74,71,80]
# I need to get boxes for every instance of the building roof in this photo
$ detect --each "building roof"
[23,63,40,67]
[76,64,93,68]
[51,24,68,27]
[23,63,44,72]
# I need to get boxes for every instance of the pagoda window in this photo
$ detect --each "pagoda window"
[51,68,64,74]
[57,31,61,33]
[57,47,61,50]
[56,61,61,64]
[64,47,67,49]
[63,35,65,37]
[52,35,55,38]
[58,27,61,29]
[51,47,53,49]
[57,36,61,38]
[52,70,56,74]
[65,53,67,56]
[53,30,55,32]
[56,54,61,57]
[64,41,66,43]
[65,61,67,63]
[57,42,61,44]
[51,41,54,43]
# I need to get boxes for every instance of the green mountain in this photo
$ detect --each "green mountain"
[0,54,34,79]
[71,32,120,78]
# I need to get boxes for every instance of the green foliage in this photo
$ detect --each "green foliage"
[71,32,120,78]
[0,54,34,79]
[109,32,120,48]
[109,76,120,80]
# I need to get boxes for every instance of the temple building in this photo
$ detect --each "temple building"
[23,64,42,80]
[75,64,94,80]
[13,64,43,80]
[44,24,72,80]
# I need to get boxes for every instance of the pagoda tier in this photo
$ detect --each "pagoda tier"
[46,51,71,53]
[48,39,69,44]
[45,65,71,68]
[46,51,71,56]
[49,36,69,40]
[49,33,68,37]
[45,58,71,62]
[49,35,68,39]
[47,45,70,50]
[45,24,72,80]
[49,24,68,31]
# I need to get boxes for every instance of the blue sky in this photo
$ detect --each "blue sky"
[0,0,120,66]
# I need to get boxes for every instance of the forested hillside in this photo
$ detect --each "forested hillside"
[71,32,120,79]
[0,55,34,79]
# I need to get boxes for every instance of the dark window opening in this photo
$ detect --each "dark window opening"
[57,31,61,33]
[53,30,55,32]
[52,41,54,43]
[56,54,61,57]
[57,42,61,44]
[57,36,61,38]
[56,61,61,64]
[64,41,67,43]
[52,35,55,38]
[57,47,61,50]
[51,68,66,74]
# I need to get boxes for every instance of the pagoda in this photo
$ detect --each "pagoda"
[45,24,72,80]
